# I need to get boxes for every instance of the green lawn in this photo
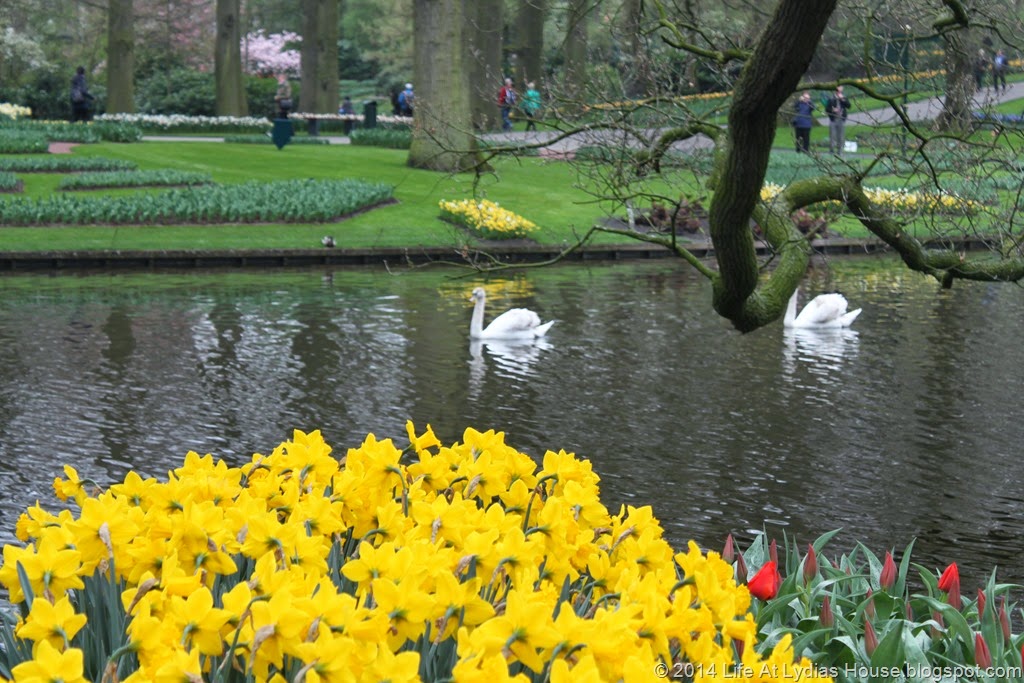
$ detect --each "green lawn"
[0,141,638,252]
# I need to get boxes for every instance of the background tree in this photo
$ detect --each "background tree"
[300,0,340,114]
[514,0,547,85]
[106,0,136,114]
[561,0,590,98]
[407,0,482,172]
[464,0,504,130]
[544,0,1024,333]
[215,0,248,115]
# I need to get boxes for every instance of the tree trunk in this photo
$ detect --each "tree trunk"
[106,0,135,114]
[934,32,974,133]
[408,0,482,172]
[301,0,339,113]
[515,0,546,85]
[563,0,588,99]
[708,0,838,331]
[215,0,247,116]
[464,0,504,130]
[621,0,651,97]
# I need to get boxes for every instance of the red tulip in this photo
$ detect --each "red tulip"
[736,551,748,583]
[769,539,779,567]
[937,563,960,592]
[999,596,1011,643]
[938,563,962,609]
[977,588,987,619]
[931,610,945,639]
[865,588,876,619]
[864,619,879,656]
[879,551,896,591]
[819,595,834,628]
[722,534,735,564]
[975,633,992,669]
[748,561,781,600]
[803,544,818,584]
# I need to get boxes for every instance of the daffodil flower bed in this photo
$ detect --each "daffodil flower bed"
[439,199,539,240]
[0,425,829,683]
[0,103,32,120]
[760,182,980,214]
[95,113,272,135]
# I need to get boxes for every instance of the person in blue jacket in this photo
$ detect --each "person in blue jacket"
[792,91,815,153]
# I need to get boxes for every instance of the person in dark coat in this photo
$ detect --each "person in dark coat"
[792,91,815,153]
[70,66,93,123]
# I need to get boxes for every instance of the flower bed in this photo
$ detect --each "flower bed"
[439,198,539,240]
[760,182,980,214]
[56,170,215,191]
[0,103,31,120]
[0,425,828,682]
[95,113,272,135]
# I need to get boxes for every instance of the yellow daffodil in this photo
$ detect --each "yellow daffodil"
[10,641,88,683]
[15,595,88,653]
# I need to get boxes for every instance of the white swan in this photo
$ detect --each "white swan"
[470,287,554,340]
[784,290,862,328]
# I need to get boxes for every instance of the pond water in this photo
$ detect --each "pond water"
[0,257,1021,587]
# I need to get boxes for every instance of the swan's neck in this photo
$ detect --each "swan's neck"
[470,296,486,338]
[784,291,798,326]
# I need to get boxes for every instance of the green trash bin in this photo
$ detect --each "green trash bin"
[363,100,377,129]
[272,118,293,149]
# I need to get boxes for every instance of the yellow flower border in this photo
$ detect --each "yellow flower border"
[0,425,830,682]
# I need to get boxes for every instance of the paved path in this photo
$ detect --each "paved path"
[827,79,1024,126]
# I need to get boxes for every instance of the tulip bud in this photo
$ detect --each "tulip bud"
[736,552,748,583]
[864,619,879,656]
[803,544,818,584]
[879,551,896,592]
[748,561,781,601]
[865,588,876,619]
[733,637,745,659]
[999,596,1011,643]
[977,588,987,619]
[938,563,962,610]
[975,633,992,669]
[906,602,913,620]
[819,595,834,629]
[722,534,735,564]
[930,610,945,639]
[769,538,779,567]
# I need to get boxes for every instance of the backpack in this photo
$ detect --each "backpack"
[71,87,85,104]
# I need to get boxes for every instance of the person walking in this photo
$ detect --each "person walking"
[974,49,989,91]
[274,74,293,118]
[69,66,93,123]
[792,91,815,153]
[522,82,541,132]
[992,49,1008,93]
[398,83,414,117]
[498,78,517,132]
[825,85,851,155]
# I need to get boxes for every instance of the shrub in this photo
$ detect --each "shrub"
[0,425,830,682]
[222,134,329,145]
[0,178,393,225]
[56,170,215,191]
[0,157,138,173]
[0,130,49,153]
[0,120,143,144]
[349,127,412,149]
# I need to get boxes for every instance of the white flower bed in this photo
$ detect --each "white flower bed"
[95,113,272,132]
[0,103,32,120]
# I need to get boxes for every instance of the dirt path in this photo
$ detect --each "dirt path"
[47,142,80,154]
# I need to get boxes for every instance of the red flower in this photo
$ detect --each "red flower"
[977,588,987,619]
[803,544,818,584]
[748,560,781,600]
[722,534,735,564]
[864,619,879,656]
[938,563,962,609]
[975,633,992,669]
[819,595,834,628]
[999,596,1012,643]
[879,551,897,591]
[937,563,960,592]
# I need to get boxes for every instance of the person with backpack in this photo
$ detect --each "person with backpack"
[398,83,414,117]
[992,49,1008,93]
[497,78,517,132]
[69,66,94,123]
[522,82,541,132]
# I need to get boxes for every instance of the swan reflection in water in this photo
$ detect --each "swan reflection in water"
[782,327,860,376]
[468,338,553,395]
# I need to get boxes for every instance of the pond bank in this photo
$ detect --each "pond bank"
[0,235,998,271]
